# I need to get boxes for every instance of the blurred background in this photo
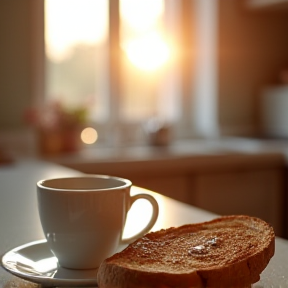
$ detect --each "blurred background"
[1,0,288,237]
[1,0,288,153]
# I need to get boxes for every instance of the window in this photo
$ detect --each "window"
[44,0,218,145]
[45,0,109,123]
[119,0,180,123]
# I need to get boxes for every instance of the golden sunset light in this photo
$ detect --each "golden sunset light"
[120,0,164,31]
[45,0,108,61]
[45,0,169,71]
[123,32,171,71]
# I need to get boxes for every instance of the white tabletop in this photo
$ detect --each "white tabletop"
[0,159,287,287]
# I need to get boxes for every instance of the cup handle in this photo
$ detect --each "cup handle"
[121,193,159,244]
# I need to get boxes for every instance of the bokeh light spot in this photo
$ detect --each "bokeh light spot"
[81,127,98,144]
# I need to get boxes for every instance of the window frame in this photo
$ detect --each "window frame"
[105,0,198,143]
[37,0,218,146]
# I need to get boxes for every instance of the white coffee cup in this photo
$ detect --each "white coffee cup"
[37,175,159,269]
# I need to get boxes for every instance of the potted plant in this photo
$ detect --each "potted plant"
[24,101,88,155]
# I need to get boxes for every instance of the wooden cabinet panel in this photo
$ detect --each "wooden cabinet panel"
[190,169,284,236]
[56,152,286,237]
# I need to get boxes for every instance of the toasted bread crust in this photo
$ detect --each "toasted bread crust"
[97,215,275,288]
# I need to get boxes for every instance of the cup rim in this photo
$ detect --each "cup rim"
[37,175,132,192]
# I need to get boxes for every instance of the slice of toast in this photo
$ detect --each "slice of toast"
[97,215,275,288]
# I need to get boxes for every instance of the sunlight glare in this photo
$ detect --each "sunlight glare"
[45,0,108,61]
[120,0,164,32]
[124,33,171,71]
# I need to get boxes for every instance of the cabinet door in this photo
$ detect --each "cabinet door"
[190,169,284,236]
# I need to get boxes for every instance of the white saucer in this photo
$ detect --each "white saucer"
[1,239,124,287]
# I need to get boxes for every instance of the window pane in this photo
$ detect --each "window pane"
[119,0,181,123]
[45,0,182,136]
[44,0,109,122]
